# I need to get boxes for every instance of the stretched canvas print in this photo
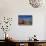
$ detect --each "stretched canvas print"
[18,15,32,25]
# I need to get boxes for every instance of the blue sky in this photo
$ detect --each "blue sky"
[19,15,32,21]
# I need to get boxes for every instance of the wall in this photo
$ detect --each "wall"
[44,15,46,40]
[0,0,46,40]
